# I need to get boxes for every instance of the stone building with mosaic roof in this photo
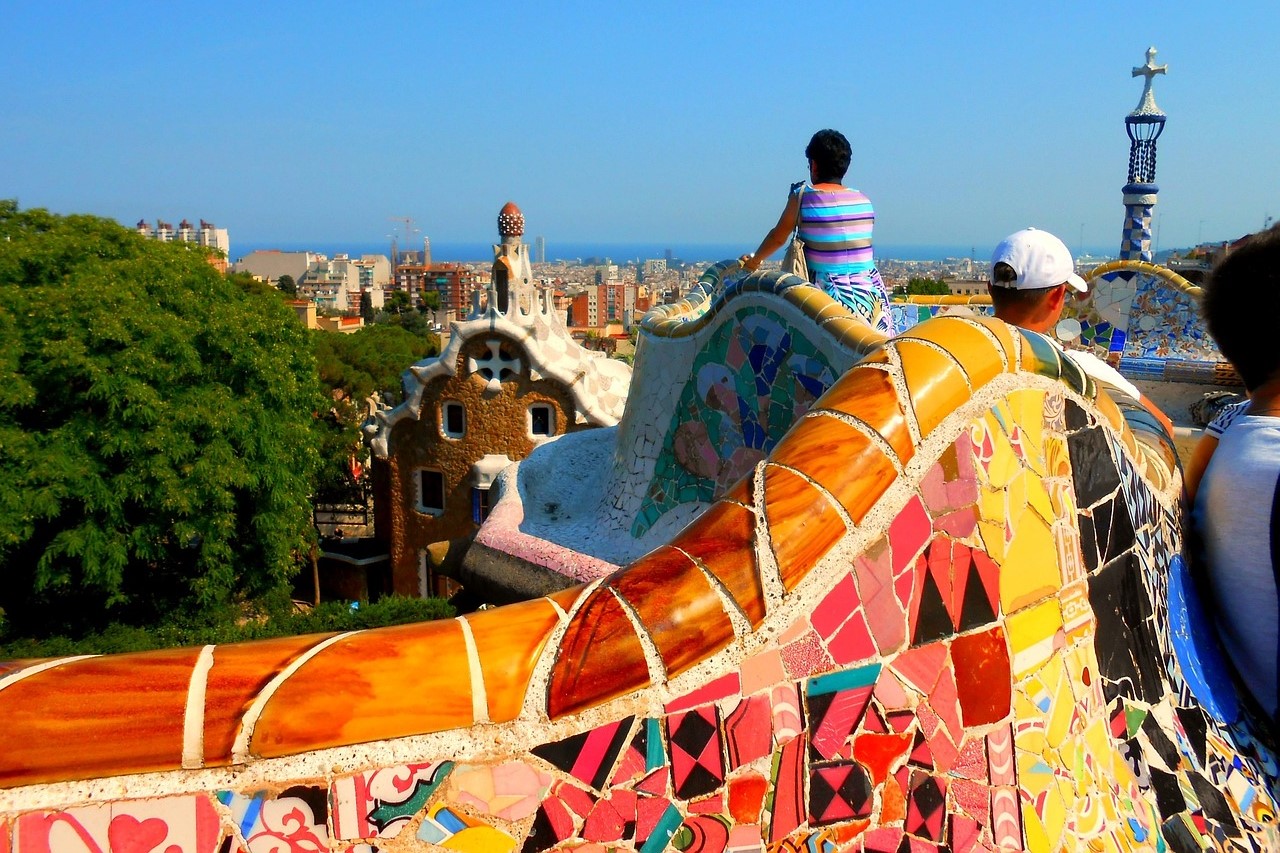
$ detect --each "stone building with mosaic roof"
[364,201,632,597]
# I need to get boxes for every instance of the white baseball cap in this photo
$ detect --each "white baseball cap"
[989,228,1087,292]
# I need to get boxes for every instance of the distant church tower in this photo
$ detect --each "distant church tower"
[1120,47,1168,261]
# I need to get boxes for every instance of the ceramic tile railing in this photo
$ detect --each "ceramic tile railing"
[1,315,1275,853]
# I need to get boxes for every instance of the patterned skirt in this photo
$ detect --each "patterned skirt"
[814,268,895,336]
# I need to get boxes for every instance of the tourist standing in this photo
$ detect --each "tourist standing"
[740,129,893,335]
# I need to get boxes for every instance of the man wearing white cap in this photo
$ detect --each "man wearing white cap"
[987,227,1152,412]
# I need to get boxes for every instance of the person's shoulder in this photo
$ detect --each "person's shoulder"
[1206,399,1251,438]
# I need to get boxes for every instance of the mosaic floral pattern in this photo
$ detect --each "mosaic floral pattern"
[1064,264,1220,363]
[2,316,1277,853]
[633,307,839,536]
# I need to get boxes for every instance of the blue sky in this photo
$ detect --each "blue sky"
[2,1,1276,257]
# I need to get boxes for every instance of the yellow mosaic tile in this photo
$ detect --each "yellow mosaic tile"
[980,411,1022,490]
[1000,507,1060,614]
[1005,388,1047,472]
[769,412,896,526]
[1093,390,1125,433]
[1022,800,1053,853]
[1007,598,1064,679]
[961,315,1019,366]
[822,316,887,354]
[1025,473,1056,528]
[894,339,972,437]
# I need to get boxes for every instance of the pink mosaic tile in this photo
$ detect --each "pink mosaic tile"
[781,629,834,680]
[827,607,877,665]
[667,672,742,714]
[888,495,932,576]
[812,573,858,639]
[723,693,773,770]
[770,684,803,745]
[740,648,786,696]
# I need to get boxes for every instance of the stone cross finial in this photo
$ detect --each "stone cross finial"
[1130,46,1167,116]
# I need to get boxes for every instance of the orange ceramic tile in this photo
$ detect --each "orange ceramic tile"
[466,598,562,723]
[250,619,475,758]
[894,339,972,438]
[612,546,737,677]
[202,633,343,766]
[547,584,590,614]
[762,464,847,592]
[0,646,202,787]
[900,319,1004,390]
[951,627,1012,727]
[673,501,767,626]
[769,412,897,526]
[811,367,914,466]
[547,588,652,719]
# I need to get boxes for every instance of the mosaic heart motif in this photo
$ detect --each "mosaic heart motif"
[106,815,170,853]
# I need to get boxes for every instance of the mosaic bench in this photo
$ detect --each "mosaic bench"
[0,314,1274,853]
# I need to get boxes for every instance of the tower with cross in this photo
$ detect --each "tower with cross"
[1120,46,1168,261]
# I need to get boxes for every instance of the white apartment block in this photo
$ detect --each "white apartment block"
[136,218,230,257]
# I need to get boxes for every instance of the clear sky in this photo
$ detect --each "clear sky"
[2,1,1275,257]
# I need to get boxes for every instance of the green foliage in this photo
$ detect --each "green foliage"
[313,324,438,404]
[277,274,297,296]
[421,289,442,312]
[386,290,411,315]
[906,276,951,296]
[0,202,325,635]
[0,595,454,660]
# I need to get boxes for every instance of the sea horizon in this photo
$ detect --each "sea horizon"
[230,240,1125,266]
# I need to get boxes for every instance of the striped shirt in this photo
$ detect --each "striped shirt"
[795,184,876,278]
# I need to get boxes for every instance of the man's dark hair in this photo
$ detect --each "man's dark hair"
[805,129,852,183]
[988,261,1058,311]
[1203,224,1280,391]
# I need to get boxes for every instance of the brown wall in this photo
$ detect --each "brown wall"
[382,334,593,595]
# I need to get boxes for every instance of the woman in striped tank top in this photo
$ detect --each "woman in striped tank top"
[741,129,894,335]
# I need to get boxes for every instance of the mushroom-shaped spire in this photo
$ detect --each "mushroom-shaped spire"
[498,201,524,238]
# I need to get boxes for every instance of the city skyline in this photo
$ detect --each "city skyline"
[2,1,1276,255]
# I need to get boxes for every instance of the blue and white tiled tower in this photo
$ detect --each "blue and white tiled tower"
[1120,47,1167,261]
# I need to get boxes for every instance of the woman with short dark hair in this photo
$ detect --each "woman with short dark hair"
[741,129,893,334]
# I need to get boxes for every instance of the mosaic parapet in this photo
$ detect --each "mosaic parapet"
[2,315,1277,853]
[471,263,887,578]
[1067,259,1237,382]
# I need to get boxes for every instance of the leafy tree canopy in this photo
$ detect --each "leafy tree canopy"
[905,276,952,296]
[313,324,439,404]
[0,202,325,635]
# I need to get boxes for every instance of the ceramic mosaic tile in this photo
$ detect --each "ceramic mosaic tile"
[634,307,840,536]
[2,315,1278,853]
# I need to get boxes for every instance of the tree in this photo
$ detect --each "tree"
[359,290,374,323]
[386,290,411,315]
[0,202,324,635]
[277,274,297,296]
[311,324,440,498]
[906,276,951,296]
